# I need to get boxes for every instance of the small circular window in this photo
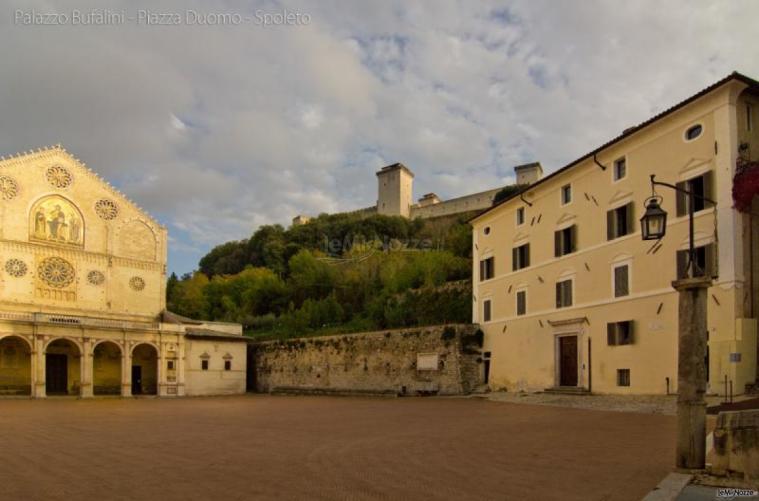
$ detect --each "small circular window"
[685,124,703,141]
[484,227,491,235]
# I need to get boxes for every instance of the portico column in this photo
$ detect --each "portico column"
[80,338,93,398]
[121,343,132,397]
[33,335,46,398]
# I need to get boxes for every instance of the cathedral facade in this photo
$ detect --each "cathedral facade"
[0,145,246,398]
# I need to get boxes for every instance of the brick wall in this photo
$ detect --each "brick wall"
[252,324,484,396]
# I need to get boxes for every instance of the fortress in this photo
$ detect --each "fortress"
[292,161,544,225]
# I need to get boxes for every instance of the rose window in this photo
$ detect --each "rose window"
[5,259,27,278]
[0,176,19,200]
[38,257,75,288]
[94,199,119,220]
[45,165,73,189]
[129,276,145,291]
[87,270,105,286]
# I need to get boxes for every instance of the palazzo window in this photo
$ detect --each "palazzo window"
[516,290,527,316]
[676,172,712,216]
[512,244,530,271]
[676,243,716,279]
[224,360,232,371]
[613,157,627,181]
[516,207,525,226]
[555,279,573,308]
[607,203,634,240]
[561,184,572,205]
[479,257,495,281]
[554,225,577,257]
[483,299,492,322]
[613,264,630,297]
[617,369,631,387]
[201,360,209,371]
[607,321,634,345]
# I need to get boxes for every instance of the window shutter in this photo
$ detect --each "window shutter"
[524,244,530,267]
[512,248,518,271]
[566,281,573,306]
[571,225,577,252]
[614,265,629,297]
[606,210,615,240]
[676,181,687,216]
[702,171,713,201]
[607,323,617,345]
[479,260,485,281]
[554,231,561,257]
[676,249,688,279]
[556,283,562,308]
[626,203,635,233]
[628,321,635,344]
[705,243,717,278]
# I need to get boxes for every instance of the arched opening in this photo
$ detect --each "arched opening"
[45,339,81,396]
[93,342,122,396]
[131,344,158,396]
[0,336,32,396]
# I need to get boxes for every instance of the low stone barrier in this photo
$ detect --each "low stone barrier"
[712,410,759,481]
[251,324,484,396]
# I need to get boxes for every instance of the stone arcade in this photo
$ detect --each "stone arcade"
[0,145,246,398]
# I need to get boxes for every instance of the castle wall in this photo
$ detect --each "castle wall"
[410,188,501,219]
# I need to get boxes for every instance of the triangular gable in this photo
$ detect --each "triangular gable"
[555,212,577,226]
[0,144,163,230]
[607,189,634,206]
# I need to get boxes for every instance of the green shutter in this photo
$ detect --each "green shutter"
[626,203,635,233]
[676,249,688,279]
[607,210,615,240]
[676,181,687,216]
[607,323,616,345]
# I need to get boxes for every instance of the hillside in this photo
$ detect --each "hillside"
[167,211,476,339]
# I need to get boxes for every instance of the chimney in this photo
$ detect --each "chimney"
[513,162,543,185]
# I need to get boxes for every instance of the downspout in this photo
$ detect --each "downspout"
[593,153,607,171]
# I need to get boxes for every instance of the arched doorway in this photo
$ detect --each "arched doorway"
[45,339,81,396]
[131,344,158,395]
[0,336,32,396]
[93,341,122,396]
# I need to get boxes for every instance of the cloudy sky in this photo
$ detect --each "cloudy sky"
[2,0,758,274]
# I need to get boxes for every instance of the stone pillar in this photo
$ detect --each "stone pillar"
[673,276,712,469]
[33,336,46,398]
[80,338,93,398]
[121,343,132,397]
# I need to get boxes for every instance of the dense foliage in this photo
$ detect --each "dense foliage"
[492,185,523,205]
[168,212,475,339]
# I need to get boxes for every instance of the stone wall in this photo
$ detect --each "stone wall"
[410,188,501,219]
[252,324,484,396]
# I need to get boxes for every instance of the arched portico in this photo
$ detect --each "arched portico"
[45,338,81,396]
[131,343,158,395]
[93,341,122,395]
[0,336,32,396]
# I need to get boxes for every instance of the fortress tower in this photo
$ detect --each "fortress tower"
[376,163,414,217]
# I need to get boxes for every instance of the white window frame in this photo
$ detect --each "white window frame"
[611,260,632,298]
[683,122,704,142]
[560,183,572,206]
[612,156,627,182]
[515,288,527,316]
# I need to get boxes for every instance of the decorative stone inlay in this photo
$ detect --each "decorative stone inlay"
[94,198,119,220]
[87,270,105,286]
[0,176,19,200]
[5,259,27,277]
[45,165,73,189]
[38,257,75,288]
[129,276,145,291]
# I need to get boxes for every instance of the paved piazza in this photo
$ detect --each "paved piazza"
[0,395,675,500]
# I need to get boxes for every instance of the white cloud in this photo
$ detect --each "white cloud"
[1,0,758,273]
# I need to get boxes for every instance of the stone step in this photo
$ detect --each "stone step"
[542,386,591,396]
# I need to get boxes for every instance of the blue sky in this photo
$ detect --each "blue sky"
[1,0,758,275]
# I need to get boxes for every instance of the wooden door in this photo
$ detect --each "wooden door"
[559,336,578,387]
[46,354,68,394]
[132,366,142,395]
